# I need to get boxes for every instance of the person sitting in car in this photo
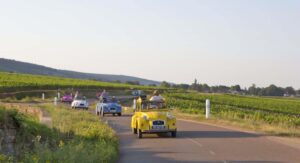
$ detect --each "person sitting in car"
[150,90,164,102]
[150,90,164,108]
[100,90,109,102]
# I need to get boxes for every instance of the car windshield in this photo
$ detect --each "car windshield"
[140,101,165,110]
[101,97,117,103]
[75,96,86,100]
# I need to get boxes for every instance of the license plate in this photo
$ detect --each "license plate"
[152,125,164,130]
[110,109,116,112]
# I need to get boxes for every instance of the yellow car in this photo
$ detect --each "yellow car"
[131,96,177,138]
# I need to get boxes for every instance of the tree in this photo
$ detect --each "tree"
[160,81,171,88]
[264,84,284,96]
[297,89,300,96]
[230,85,241,92]
[190,79,198,90]
[248,84,257,95]
[200,84,210,92]
[173,84,189,90]
[285,87,296,95]
[125,81,140,85]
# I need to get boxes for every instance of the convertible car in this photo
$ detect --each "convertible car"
[131,96,177,138]
[96,97,122,116]
[71,97,89,110]
[61,94,73,103]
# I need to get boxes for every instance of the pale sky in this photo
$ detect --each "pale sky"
[0,0,299,88]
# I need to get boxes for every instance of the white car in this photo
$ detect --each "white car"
[71,97,89,110]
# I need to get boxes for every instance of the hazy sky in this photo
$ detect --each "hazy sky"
[1,0,299,88]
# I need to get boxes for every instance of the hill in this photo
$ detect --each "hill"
[0,58,160,86]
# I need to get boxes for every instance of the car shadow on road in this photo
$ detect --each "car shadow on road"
[177,130,260,139]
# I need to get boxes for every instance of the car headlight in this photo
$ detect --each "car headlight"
[142,114,149,120]
[167,113,174,120]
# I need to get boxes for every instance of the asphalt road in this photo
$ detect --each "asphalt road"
[103,114,300,163]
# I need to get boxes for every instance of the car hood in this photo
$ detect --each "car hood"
[103,103,121,108]
[73,100,87,103]
[143,111,171,120]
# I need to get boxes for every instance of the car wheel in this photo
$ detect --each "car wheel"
[132,127,137,134]
[171,131,177,138]
[137,128,143,139]
[118,113,122,116]
[113,113,116,116]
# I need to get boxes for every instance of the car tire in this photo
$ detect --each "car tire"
[137,128,143,139]
[118,113,122,116]
[113,113,116,116]
[132,128,137,134]
[171,131,177,138]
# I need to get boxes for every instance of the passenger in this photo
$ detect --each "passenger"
[100,89,109,98]
[150,90,164,102]
[100,90,109,102]
[74,91,79,99]
[150,90,164,108]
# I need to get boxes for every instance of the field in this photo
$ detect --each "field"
[0,72,155,92]
[165,92,300,134]
[0,103,118,163]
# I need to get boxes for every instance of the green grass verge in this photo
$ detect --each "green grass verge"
[165,92,300,137]
[0,104,118,163]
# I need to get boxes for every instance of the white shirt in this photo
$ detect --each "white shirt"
[150,95,163,102]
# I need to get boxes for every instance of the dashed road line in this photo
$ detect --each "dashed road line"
[187,138,203,147]
[209,150,216,155]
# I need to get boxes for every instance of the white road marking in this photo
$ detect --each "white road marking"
[187,138,203,147]
[209,150,216,155]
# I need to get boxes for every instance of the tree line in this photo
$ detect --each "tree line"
[160,79,300,97]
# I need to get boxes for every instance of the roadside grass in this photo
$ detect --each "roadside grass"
[171,108,300,137]
[0,106,56,163]
[165,92,300,137]
[40,104,118,163]
[0,103,118,163]
[0,96,52,103]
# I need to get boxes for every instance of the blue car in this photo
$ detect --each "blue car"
[96,98,122,117]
